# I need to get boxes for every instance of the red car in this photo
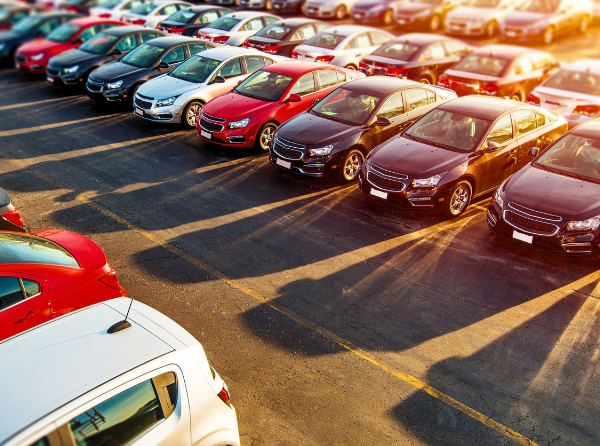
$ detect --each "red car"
[197,60,364,151]
[0,229,127,342]
[14,17,123,74]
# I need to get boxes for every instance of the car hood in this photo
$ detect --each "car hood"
[395,2,431,14]
[503,10,549,26]
[89,60,146,81]
[50,48,100,67]
[202,91,275,120]
[447,6,495,20]
[138,74,200,98]
[371,136,466,176]
[278,112,360,146]
[18,37,61,54]
[0,30,26,45]
[505,165,600,219]
[354,0,394,9]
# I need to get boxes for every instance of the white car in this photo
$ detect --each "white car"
[134,46,286,127]
[303,0,358,19]
[90,0,149,21]
[444,0,521,38]
[0,298,240,446]
[292,25,393,70]
[196,11,280,47]
[122,0,192,28]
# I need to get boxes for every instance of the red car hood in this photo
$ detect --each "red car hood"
[33,229,108,269]
[203,92,277,121]
[18,38,70,56]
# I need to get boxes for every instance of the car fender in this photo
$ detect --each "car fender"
[438,158,470,189]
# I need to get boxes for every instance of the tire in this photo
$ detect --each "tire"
[300,1,306,14]
[510,92,521,102]
[419,76,432,84]
[337,149,364,182]
[542,26,555,45]
[484,20,497,38]
[429,14,441,32]
[382,9,393,26]
[182,100,203,129]
[256,122,278,151]
[334,4,346,19]
[234,0,240,5]
[264,0,272,10]
[442,181,472,218]
[344,63,357,70]
[579,15,589,34]
[129,84,140,107]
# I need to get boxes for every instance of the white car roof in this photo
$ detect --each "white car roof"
[199,46,274,61]
[0,299,195,445]
[566,58,600,76]
[317,25,386,37]
[220,10,279,20]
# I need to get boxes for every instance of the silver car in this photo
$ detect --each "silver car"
[444,0,521,38]
[133,46,286,127]
[196,11,281,46]
[304,0,358,19]
[292,25,393,70]
[122,0,192,28]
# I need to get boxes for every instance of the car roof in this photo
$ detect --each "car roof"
[471,44,542,59]
[34,11,80,19]
[104,25,153,36]
[571,119,600,139]
[265,60,337,76]
[318,24,383,37]
[196,45,265,60]
[186,4,230,11]
[269,17,323,27]
[389,33,467,47]
[438,95,533,120]
[0,300,180,445]
[66,17,122,26]
[145,35,197,47]
[342,76,426,97]
[565,58,600,76]
[222,10,279,20]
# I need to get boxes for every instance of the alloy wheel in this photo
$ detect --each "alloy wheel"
[543,27,554,45]
[343,152,362,181]
[450,184,470,215]
[579,16,588,34]
[430,15,441,32]
[485,21,496,38]
[258,124,277,151]
[383,10,393,25]
[186,103,201,127]
[335,5,346,19]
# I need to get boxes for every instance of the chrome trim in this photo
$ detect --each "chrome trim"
[508,202,562,222]
[275,136,305,150]
[202,112,225,123]
[368,163,408,180]
[487,210,497,226]
[503,210,560,236]
[366,171,407,192]
[199,121,224,133]
[137,93,153,100]
[273,137,304,160]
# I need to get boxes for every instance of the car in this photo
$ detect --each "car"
[271,0,305,14]
[133,47,285,127]
[0,12,78,66]
[196,11,281,47]
[239,0,275,11]
[0,5,45,33]
[526,59,600,129]
[393,0,462,32]
[14,17,124,75]
[291,25,393,70]
[499,0,593,45]
[303,0,358,19]
[0,230,128,342]
[0,187,27,233]
[444,0,521,38]
[156,5,231,36]
[122,0,192,28]
[0,297,240,446]
[437,44,561,102]
[198,61,363,150]
[350,0,402,26]
[359,33,472,85]
[208,0,239,7]
[269,77,456,181]
[89,0,149,21]
[47,26,165,88]
[488,120,600,257]
[86,35,209,104]
[242,18,330,57]
[60,0,104,14]
[359,96,567,217]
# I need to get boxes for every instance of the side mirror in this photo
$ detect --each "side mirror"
[529,147,540,158]
[208,75,225,85]
[374,116,391,127]
[485,141,500,153]
[110,48,122,56]
[286,93,301,103]
[156,61,169,69]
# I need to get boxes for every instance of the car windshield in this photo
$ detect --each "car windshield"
[102,0,122,8]
[311,88,381,125]
[372,41,419,61]
[206,16,239,31]
[461,0,499,7]
[535,134,600,181]
[131,2,154,14]
[170,55,219,82]
[13,16,42,33]
[0,233,79,267]
[255,24,291,40]
[47,23,80,43]
[79,33,119,54]
[453,54,508,77]
[0,9,10,21]
[405,109,490,152]
[166,8,196,23]
[517,0,559,13]
[235,70,293,102]
[304,32,345,50]
[543,70,600,96]
[121,42,164,67]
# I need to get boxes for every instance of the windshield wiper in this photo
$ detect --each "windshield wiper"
[311,110,349,124]
[235,90,259,99]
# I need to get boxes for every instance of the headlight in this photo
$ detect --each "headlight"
[493,188,504,208]
[566,216,600,232]
[155,95,180,107]
[30,53,44,61]
[411,173,445,188]
[229,116,253,129]
[62,65,79,74]
[105,80,123,90]
[308,144,334,156]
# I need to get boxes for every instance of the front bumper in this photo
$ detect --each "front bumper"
[272,1,302,12]
[46,66,82,87]
[444,21,488,36]
[499,27,544,42]
[268,137,337,177]
[351,9,385,22]
[239,0,264,7]
[14,55,47,73]
[304,5,336,17]
[86,78,126,102]
[395,14,431,27]
[133,96,183,124]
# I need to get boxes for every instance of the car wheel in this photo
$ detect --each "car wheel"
[543,26,555,45]
[442,180,472,218]
[579,15,589,34]
[429,14,441,32]
[300,1,306,14]
[265,0,272,10]
[256,122,278,151]
[337,149,364,182]
[484,20,497,38]
[129,84,140,107]
[183,100,203,129]
[334,4,346,19]
[234,0,240,5]
[344,63,357,70]
[382,9,393,25]
[510,92,521,102]
[419,76,432,84]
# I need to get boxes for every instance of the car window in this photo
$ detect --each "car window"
[347,32,371,49]
[188,43,208,55]
[161,45,185,64]
[304,32,344,49]
[316,69,339,89]
[312,88,381,125]
[27,436,49,446]
[168,8,195,23]
[197,10,219,23]
[263,56,274,66]
[369,31,390,46]
[9,11,27,24]
[0,277,24,311]
[140,32,160,42]
[244,55,266,73]
[337,71,347,83]
[530,52,554,70]
[487,114,513,145]
[444,40,470,57]
[123,0,143,10]
[290,72,315,96]
[292,24,316,40]
[420,42,447,61]
[22,279,41,297]
[314,22,330,32]
[37,18,61,35]
[115,35,137,51]
[0,233,79,267]
[77,24,103,42]
[102,23,121,31]
[514,110,537,136]
[378,92,404,120]
[158,4,178,15]
[264,16,278,25]
[216,57,242,79]
[406,88,429,111]
[514,55,534,75]
[243,17,264,31]
[536,112,548,127]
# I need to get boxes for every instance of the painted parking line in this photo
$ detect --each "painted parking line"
[2,152,539,446]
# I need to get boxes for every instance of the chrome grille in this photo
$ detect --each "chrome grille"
[508,202,561,221]
[365,164,407,192]
[273,137,304,160]
[504,211,559,236]
[135,97,152,109]
[199,118,224,132]
[86,79,103,92]
[202,113,225,123]
[47,67,59,76]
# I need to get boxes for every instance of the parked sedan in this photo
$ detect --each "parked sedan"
[242,18,329,57]
[89,0,148,20]
[438,44,560,102]
[271,0,305,14]
[499,0,593,45]
[270,77,456,181]
[14,17,123,74]
[488,120,600,256]
[196,11,280,46]
[60,0,102,15]
[360,96,567,217]
[351,0,402,26]
[394,0,462,32]
[359,33,472,85]
[198,61,362,149]
[122,0,191,28]
[444,0,521,38]
[156,5,231,36]
[134,47,284,127]
[0,230,127,342]
[304,0,358,19]
[87,35,205,104]
[0,187,27,233]
[292,25,393,70]
[0,5,44,32]
[47,26,164,87]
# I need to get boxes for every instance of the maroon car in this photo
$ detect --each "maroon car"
[438,44,560,102]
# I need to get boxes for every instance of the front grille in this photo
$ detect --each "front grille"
[367,172,406,191]
[504,211,559,236]
[199,118,224,132]
[508,202,561,221]
[273,137,304,160]
[47,67,59,76]
[202,112,225,123]
[138,93,153,100]
[87,81,102,92]
[135,97,152,109]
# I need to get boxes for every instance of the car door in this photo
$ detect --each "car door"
[187,41,209,57]
[513,109,539,170]
[287,24,317,57]
[441,39,471,74]
[371,91,409,147]
[511,54,539,98]
[153,44,186,77]
[555,0,573,34]
[416,41,448,84]
[240,16,265,40]
[207,56,244,99]
[280,71,319,120]
[343,32,373,64]
[404,87,438,124]
[0,274,49,341]
[111,33,138,59]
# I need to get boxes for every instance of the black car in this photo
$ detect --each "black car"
[0,12,79,65]
[394,0,462,32]
[86,35,213,104]
[156,5,231,36]
[359,33,472,85]
[359,96,568,217]
[269,77,457,182]
[61,0,102,15]
[0,5,45,33]
[47,26,166,88]
[271,0,304,14]
[243,18,329,58]
[351,0,402,26]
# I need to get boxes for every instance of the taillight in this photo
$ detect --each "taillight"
[131,19,145,25]
[100,269,120,289]
[242,39,251,48]
[438,73,450,87]
[573,104,600,117]
[170,27,186,34]
[263,44,281,54]
[387,67,408,78]
[218,382,231,406]
[315,54,335,64]
[479,82,498,96]
[2,209,24,228]
[291,50,298,59]
[67,5,78,11]
[212,35,230,44]
[526,93,541,106]
[358,60,366,70]
[98,12,111,18]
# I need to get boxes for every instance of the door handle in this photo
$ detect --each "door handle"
[14,311,34,325]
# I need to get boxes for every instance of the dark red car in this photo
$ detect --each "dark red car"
[0,230,127,342]
[0,5,45,32]
[437,44,560,102]
[197,60,364,151]
[14,17,123,74]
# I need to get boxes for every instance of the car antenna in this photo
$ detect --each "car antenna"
[107,298,134,334]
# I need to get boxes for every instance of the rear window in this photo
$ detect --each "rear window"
[166,8,196,23]
[372,41,419,61]
[304,32,345,50]
[131,3,154,15]
[255,24,291,40]
[453,54,508,77]
[544,70,600,96]
[0,233,79,267]
[207,16,240,31]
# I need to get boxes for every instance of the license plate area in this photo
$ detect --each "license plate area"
[276,158,291,169]
[46,76,54,84]
[512,230,533,244]
[370,188,388,200]
[135,107,144,117]
[200,130,211,140]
